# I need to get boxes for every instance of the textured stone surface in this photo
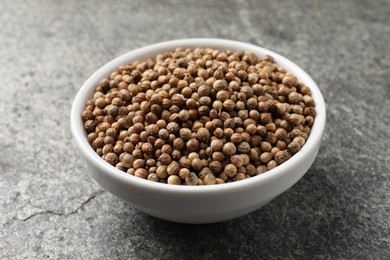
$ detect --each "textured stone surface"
[1,0,389,259]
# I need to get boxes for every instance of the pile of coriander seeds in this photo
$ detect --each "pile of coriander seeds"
[82,47,316,185]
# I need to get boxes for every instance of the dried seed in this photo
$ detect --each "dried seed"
[216,90,230,101]
[209,160,223,173]
[167,175,181,185]
[260,152,273,163]
[134,169,148,179]
[224,164,237,177]
[147,173,159,182]
[212,151,225,161]
[187,138,200,152]
[246,164,256,176]
[223,142,236,156]
[198,85,211,97]
[282,75,298,87]
[230,133,243,144]
[231,155,244,167]
[275,150,292,164]
[185,172,199,185]
[210,139,224,151]
[213,79,228,91]
[204,173,217,185]
[104,152,118,165]
[191,158,203,172]
[167,161,180,176]
[156,165,168,179]
[158,154,172,165]
[196,128,210,142]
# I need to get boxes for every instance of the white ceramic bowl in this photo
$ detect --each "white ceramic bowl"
[70,38,326,224]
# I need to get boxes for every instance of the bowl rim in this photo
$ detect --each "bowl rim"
[70,38,326,194]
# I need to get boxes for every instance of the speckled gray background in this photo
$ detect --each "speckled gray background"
[1,0,389,259]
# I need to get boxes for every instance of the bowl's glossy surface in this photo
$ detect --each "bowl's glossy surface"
[70,38,326,224]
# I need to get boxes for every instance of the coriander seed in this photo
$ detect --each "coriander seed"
[203,173,217,185]
[275,150,292,164]
[230,133,243,144]
[224,164,237,177]
[223,142,236,156]
[231,155,244,167]
[210,139,224,151]
[191,158,203,172]
[104,152,118,165]
[196,128,210,142]
[156,165,168,179]
[167,161,180,176]
[147,173,159,182]
[134,169,148,179]
[167,175,181,185]
[82,47,315,185]
[185,172,199,185]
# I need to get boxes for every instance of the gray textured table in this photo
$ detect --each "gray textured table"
[1,0,389,259]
